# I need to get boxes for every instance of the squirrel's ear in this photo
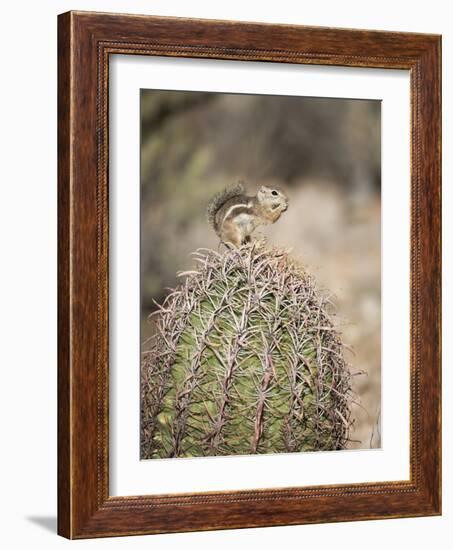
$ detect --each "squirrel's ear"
[260,185,270,193]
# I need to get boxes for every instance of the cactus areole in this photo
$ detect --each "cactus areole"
[141,242,353,459]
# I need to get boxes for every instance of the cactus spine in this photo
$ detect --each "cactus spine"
[141,242,353,459]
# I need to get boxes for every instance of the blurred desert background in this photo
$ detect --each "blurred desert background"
[141,90,381,450]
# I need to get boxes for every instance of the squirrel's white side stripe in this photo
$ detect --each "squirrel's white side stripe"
[220,203,251,227]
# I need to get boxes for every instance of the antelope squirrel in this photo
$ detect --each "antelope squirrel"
[207,182,288,247]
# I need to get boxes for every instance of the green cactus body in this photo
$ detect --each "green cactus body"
[141,243,353,459]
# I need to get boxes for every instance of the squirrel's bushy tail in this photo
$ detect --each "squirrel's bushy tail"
[207,182,244,232]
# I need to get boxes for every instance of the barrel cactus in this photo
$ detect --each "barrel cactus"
[141,242,353,459]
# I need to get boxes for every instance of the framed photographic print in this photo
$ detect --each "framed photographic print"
[58,11,441,538]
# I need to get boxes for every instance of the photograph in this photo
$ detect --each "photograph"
[139,89,382,460]
[0,1,445,544]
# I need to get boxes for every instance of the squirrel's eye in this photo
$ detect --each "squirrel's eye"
[272,190,278,196]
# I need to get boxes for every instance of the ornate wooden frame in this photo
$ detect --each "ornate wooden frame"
[58,10,441,539]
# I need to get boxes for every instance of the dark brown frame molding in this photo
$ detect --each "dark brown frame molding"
[58,10,441,539]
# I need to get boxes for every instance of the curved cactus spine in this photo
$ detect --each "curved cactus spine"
[141,242,355,459]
